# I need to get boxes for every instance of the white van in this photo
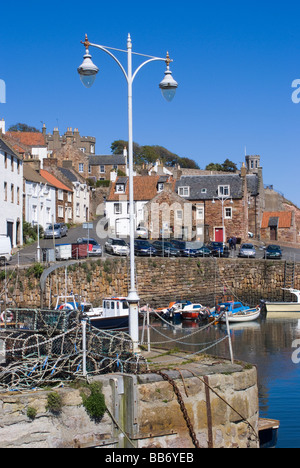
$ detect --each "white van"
[0,236,12,265]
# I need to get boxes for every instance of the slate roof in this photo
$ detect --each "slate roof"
[58,167,80,183]
[89,154,126,166]
[175,174,259,200]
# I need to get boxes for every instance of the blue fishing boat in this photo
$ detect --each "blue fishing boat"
[211,299,261,323]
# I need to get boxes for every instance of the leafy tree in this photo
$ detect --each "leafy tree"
[8,123,41,132]
[179,157,200,169]
[222,158,237,172]
[205,162,224,171]
[205,159,237,172]
[110,140,200,169]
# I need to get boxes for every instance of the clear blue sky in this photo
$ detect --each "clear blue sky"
[1,0,300,206]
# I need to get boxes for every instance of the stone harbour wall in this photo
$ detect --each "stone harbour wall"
[0,361,259,449]
[2,257,300,309]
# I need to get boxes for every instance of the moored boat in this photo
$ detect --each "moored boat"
[211,299,261,323]
[181,302,210,320]
[263,289,300,313]
[219,307,261,323]
[56,294,129,330]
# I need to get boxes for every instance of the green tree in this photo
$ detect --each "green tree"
[111,140,200,169]
[222,158,237,172]
[205,159,237,172]
[8,123,41,132]
[205,162,223,171]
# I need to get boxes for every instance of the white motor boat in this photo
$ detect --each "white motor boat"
[264,289,300,313]
[55,294,129,330]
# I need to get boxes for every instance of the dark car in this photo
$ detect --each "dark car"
[151,240,180,257]
[169,240,199,257]
[265,245,282,259]
[134,239,157,256]
[170,240,211,257]
[197,245,213,257]
[208,242,230,258]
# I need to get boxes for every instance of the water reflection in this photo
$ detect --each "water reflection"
[149,316,300,448]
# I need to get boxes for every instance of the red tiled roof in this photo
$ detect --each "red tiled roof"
[261,211,293,229]
[107,175,176,201]
[40,169,72,192]
[6,131,46,147]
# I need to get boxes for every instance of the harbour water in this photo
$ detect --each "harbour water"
[149,315,300,448]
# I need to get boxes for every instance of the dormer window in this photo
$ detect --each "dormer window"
[178,186,190,197]
[115,183,125,194]
[218,185,230,197]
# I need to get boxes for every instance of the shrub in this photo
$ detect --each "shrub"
[27,406,37,420]
[46,392,63,415]
[81,382,106,423]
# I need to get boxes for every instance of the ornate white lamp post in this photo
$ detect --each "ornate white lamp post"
[78,34,178,351]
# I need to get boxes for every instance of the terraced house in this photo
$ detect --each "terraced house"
[0,136,23,247]
[175,156,265,243]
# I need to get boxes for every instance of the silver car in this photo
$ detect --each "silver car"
[238,243,256,258]
[44,223,68,239]
[105,238,129,256]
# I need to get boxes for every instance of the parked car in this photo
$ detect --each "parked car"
[0,235,12,265]
[265,244,282,259]
[77,238,102,256]
[170,240,201,257]
[135,226,148,239]
[105,238,130,256]
[208,242,230,258]
[44,223,68,239]
[238,243,256,258]
[151,240,180,257]
[134,239,157,256]
[197,245,213,257]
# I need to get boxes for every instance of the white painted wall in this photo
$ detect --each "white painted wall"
[0,149,23,247]
[24,181,56,230]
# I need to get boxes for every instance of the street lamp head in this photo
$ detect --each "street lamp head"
[159,52,178,102]
[78,35,99,88]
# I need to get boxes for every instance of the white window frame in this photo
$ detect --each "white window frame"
[218,185,230,197]
[79,163,84,173]
[224,207,232,219]
[178,186,190,197]
[58,189,63,201]
[58,205,64,218]
[176,209,183,220]
[100,165,105,173]
[196,206,204,220]
[115,184,125,194]
[114,203,122,215]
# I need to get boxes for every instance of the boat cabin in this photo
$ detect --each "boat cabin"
[102,298,129,318]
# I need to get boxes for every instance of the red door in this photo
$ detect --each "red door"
[215,228,224,242]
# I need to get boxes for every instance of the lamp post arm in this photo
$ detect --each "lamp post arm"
[88,42,129,82]
[132,57,167,82]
